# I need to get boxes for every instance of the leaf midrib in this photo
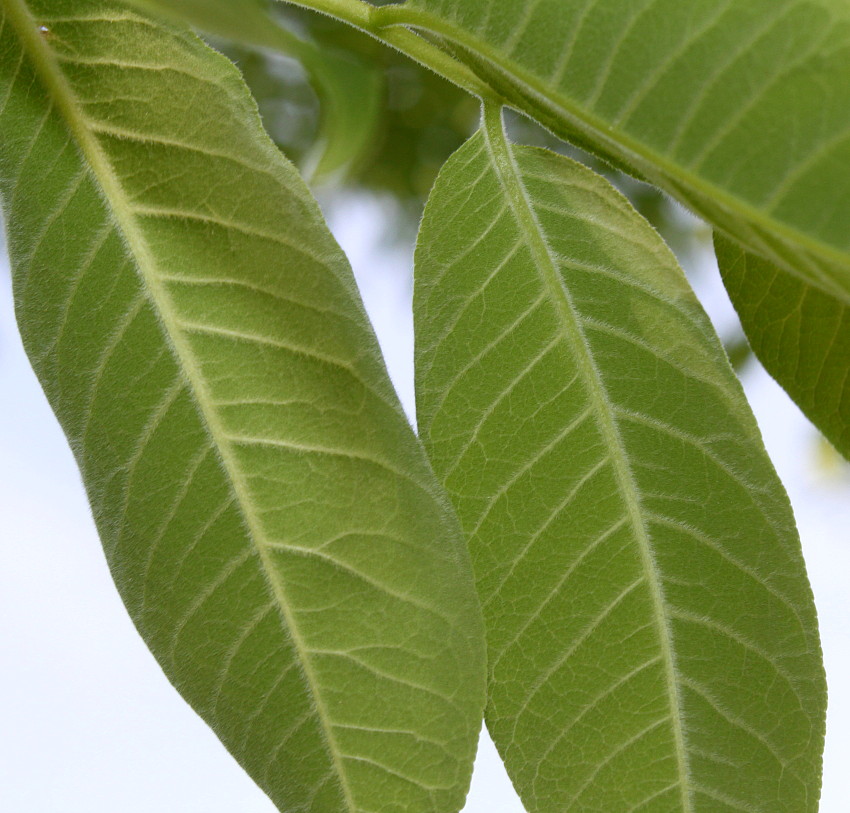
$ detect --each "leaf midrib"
[2,1,355,807]
[380,4,850,302]
[480,103,694,813]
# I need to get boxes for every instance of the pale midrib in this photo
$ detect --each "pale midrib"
[480,103,694,813]
[2,2,356,809]
[287,0,850,301]
[393,7,850,285]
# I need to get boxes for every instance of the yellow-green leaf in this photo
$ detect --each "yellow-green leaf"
[0,2,485,810]
[414,108,826,813]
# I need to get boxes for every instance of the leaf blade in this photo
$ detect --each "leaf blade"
[414,111,826,812]
[716,234,850,460]
[0,2,485,811]
[398,0,850,302]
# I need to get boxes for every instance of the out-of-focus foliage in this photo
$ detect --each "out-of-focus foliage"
[242,7,703,244]
[229,4,477,208]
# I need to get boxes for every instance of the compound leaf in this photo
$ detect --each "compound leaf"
[414,108,826,813]
[0,2,485,810]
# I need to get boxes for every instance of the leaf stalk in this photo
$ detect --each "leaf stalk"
[278,0,501,101]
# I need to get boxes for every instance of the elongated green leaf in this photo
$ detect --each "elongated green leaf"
[389,0,850,303]
[123,0,382,179]
[414,108,825,812]
[0,2,485,810]
[716,234,850,460]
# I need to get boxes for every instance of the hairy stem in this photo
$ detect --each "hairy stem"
[278,0,500,101]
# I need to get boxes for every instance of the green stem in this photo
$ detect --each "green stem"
[481,100,507,152]
[278,0,500,101]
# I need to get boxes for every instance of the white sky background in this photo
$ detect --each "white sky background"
[1,197,849,812]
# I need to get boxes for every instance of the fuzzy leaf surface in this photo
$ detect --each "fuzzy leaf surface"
[0,2,485,810]
[414,118,826,813]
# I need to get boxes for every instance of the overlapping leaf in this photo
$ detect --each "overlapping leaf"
[0,1,485,810]
[414,110,826,812]
[391,0,850,305]
[716,235,850,460]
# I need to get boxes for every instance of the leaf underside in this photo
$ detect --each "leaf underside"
[0,2,485,811]
[716,235,850,461]
[402,0,850,305]
[414,121,826,813]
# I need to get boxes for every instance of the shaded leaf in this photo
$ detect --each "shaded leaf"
[0,1,485,810]
[716,233,850,460]
[125,0,294,50]
[414,108,826,813]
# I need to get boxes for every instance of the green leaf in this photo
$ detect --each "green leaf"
[0,2,485,811]
[391,0,850,303]
[303,46,382,181]
[716,234,850,460]
[414,107,825,813]
[123,0,382,179]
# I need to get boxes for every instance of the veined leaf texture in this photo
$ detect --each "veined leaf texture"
[414,109,826,812]
[0,1,486,811]
[391,0,850,462]
[0,0,839,811]
[399,0,850,304]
